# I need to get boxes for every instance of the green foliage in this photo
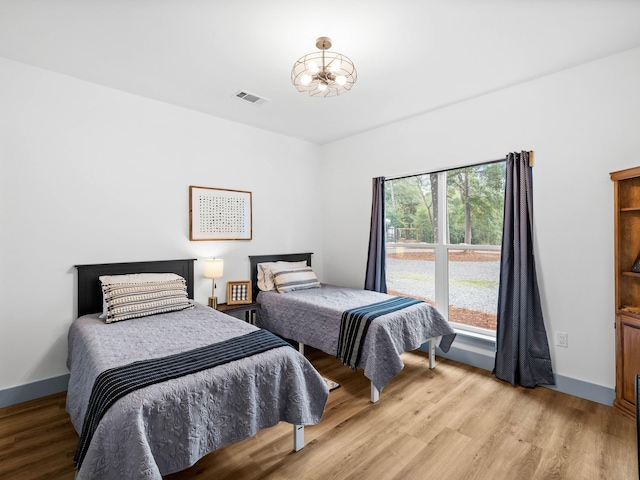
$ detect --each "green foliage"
[385,161,505,246]
[385,175,436,243]
[449,277,499,288]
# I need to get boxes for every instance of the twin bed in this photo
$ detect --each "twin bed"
[67,259,328,480]
[67,255,456,478]
[249,253,456,402]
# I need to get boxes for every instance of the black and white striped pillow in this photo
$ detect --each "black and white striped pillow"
[99,273,186,318]
[101,278,192,323]
[272,267,320,293]
[257,261,307,291]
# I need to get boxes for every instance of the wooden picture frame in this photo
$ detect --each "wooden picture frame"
[189,186,252,241]
[227,280,252,305]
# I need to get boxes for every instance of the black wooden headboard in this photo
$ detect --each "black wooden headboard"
[75,259,196,317]
[248,253,313,301]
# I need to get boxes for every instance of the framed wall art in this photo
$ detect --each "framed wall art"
[227,280,252,305]
[189,186,252,241]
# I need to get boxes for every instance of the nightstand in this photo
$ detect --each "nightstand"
[216,302,260,324]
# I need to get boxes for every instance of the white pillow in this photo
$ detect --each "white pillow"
[257,261,307,291]
[98,273,185,318]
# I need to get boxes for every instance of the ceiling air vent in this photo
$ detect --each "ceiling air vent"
[233,90,269,106]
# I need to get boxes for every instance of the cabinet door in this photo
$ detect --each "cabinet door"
[617,315,640,413]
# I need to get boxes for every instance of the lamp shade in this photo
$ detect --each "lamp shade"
[204,258,224,279]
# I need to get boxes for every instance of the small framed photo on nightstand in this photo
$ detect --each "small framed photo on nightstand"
[227,280,252,305]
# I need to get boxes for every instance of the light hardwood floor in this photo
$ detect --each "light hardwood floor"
[1,349,637,479]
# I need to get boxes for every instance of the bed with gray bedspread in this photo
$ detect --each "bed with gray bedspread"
[256,284,456,393]
[67,302,328,480]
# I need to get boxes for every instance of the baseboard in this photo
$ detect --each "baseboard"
[1,343,616,410]
[543,374,615,407]
[423,335,616,407]
[0,374,69,409]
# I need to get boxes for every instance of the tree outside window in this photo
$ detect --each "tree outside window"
[385,161,506,334]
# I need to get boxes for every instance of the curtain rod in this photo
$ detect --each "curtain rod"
[385,157,505,182]
[386,151,534,182]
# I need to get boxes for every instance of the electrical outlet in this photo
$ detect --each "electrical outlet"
[556,331,568,348]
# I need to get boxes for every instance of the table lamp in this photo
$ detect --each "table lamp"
[204,258,224,308]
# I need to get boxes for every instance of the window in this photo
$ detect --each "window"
[385,161,506,335]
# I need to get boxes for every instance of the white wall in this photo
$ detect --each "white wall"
[0,58,322,392]
[320,47,640,391]
[3,45,640,401]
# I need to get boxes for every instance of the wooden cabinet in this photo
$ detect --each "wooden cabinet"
[611,166,640,421]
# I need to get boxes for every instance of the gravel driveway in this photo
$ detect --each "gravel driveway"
[386,257,499,314]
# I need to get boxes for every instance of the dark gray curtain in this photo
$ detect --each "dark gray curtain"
[364,177,387,293]
[493,151,554,387]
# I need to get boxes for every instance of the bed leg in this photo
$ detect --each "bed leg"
[370,382,379,403]
[298,342,304,355]
[293,424,304,451]
[429,338,436,369]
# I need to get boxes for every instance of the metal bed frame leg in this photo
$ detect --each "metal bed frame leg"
[370,382,379,403]
[429,337,437,369]
[292,343,305,451]
[369,337,440,403]
[293,424,304,451]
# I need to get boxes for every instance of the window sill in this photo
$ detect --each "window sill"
[453,328,496,345]
[432,328,496,372]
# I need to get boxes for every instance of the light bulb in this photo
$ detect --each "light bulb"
[329,59,341,73]
[300,74,312,85]
[318,82,328,92]
[336,75,346,86]
[307,61,319,74]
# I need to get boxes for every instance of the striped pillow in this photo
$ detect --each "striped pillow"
[101,278,192,323]
[257,261,307,291]
[272,267,320,293]
[99,273,186,318]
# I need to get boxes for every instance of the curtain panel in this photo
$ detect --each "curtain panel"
[364,177,387,293]
[493,151,554,387]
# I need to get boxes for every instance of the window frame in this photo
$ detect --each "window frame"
[385,160,505,338]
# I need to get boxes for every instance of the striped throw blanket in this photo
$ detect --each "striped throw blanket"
[337,296,423,370]
[74,329,290,469]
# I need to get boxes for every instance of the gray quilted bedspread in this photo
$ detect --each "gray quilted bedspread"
[66,302,328,480]
[256,284,456,392]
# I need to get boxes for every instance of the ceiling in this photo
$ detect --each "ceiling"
[1,0,640,145]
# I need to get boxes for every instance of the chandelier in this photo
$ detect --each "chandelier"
[291,37,357,97]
